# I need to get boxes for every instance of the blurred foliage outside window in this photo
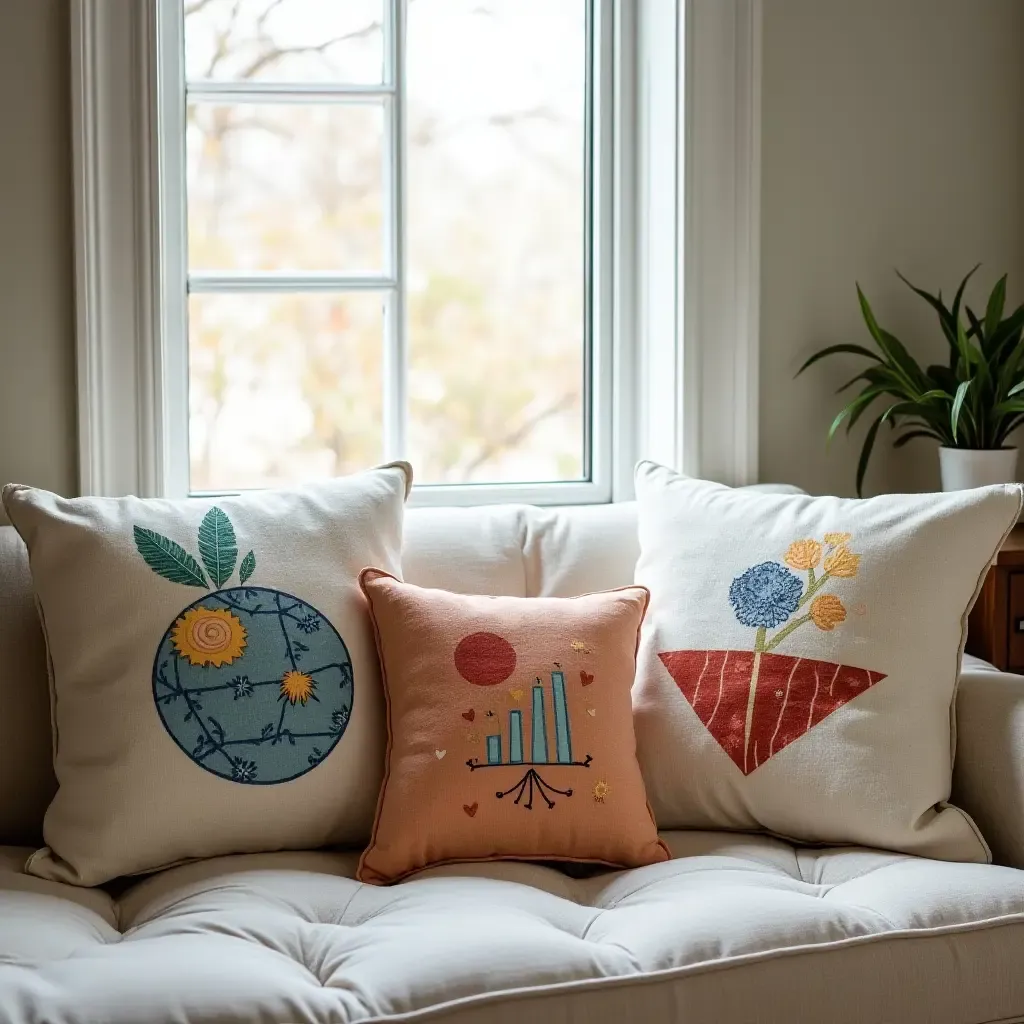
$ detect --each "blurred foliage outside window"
[184,0,587,491]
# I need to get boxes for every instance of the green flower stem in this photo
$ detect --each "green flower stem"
[744,649,762,774]
[807,567,816,589]
[797,571,830,609]
[764,613,813,652]
[753,625,767,653]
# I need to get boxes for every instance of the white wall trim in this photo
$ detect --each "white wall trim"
[681,0,762,485]
[71,0,762,500]
[71,0,163,497]
[634,0,761,486]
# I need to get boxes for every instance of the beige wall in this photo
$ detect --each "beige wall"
[760,0,1024,496]
[0,1,1021,500]
[0,0,76,499]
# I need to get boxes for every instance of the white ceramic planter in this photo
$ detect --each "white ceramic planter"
[938,447,1019,491]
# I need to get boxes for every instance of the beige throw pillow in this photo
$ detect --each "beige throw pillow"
[4,464,410,885]
[633,461,1021,862]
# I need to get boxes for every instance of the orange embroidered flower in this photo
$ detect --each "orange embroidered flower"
[824,532,852,547]
[280,670,316,705]
[824,546,860,578]
[811,594,847,631]
[593,780,610,803]
[784,540,822,570]
[172,607,247,667]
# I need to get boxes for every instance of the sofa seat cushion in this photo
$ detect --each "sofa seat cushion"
[3,836,1024,1024]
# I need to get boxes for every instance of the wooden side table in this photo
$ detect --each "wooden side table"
[967,526,1024,671]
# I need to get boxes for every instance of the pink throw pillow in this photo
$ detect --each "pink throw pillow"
[357,570,668,884]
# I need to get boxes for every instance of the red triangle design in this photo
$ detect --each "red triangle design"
[659,650,886,775]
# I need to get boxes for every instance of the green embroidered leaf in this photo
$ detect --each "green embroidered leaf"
[198,507,237,589]
[239,549,256,586]
[133,526,209,588]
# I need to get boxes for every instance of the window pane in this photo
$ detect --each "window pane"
[184,0,384,85]
[188,293,384,491]
[405,0,587,485]
[186,103,385,273]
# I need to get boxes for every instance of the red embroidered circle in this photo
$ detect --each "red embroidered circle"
[454,632,517,686]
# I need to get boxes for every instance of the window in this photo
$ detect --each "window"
[72,0,762,504]
[164,0,611,503]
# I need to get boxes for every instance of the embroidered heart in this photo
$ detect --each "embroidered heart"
[508,688,524,702]
[580,670,594,687]
[434,749,446,760]
[586,708,596,717]
[461,709,475,722]
[463,802,478,818]
[659,650,886,775]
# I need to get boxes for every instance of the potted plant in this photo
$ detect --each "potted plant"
[797,267,1024,494]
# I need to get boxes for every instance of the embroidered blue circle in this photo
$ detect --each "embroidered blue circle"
[151,587,353,785]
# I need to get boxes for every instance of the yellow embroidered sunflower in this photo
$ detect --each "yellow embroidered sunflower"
[172,607,247,667]
[784,539,822,570]
[280,670,316,705]
[593,780,610,803]
[824,545,860,578]
[811,594,847,631]
[824,532,852,547]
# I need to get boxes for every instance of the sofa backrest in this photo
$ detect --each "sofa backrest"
[0,489,801,848]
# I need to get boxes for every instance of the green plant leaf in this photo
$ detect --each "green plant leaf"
[1008,380,1024,398]
[992,399,1024,417]
[950,380,972,442]
[829,386,887,442]
[197,507,237,589]
[893,429,941,448]
[134,526,209,588]
[950,264,981,326]
[855,413,884,497]
[897,270,959,354]
[985,274,1007,342]
[795,344,882,377]
[239,550,256,586]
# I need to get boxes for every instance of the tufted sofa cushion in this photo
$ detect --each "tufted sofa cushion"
[2,832,1024,1023]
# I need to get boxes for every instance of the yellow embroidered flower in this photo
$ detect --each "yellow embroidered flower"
[784,540,822,570]
[172,607,246,667]
[824,532,852,547]
[280,670,316,705]
[824,546,860,578]
[811,594,847,631]
[593,780,610,803]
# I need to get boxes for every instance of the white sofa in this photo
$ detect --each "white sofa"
[3,500,1024,1024]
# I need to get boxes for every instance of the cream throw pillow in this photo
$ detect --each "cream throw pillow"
[4,464,410,885]
[633,461,1022,862]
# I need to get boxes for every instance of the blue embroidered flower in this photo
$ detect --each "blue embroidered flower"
[231,675,253,700]
[728,561,803,629]
[329,707,350,734]
[231,758,258,783]
[296,613,321,635]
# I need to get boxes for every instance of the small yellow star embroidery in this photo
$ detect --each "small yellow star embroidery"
[570,639,592,655]
[465,729,480,744]
[508,688,524,703]
[593,780,610,803]
[775,689,784,698]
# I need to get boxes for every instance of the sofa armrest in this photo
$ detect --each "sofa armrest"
[952,663,1024,868]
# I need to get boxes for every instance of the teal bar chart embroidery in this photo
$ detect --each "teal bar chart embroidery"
[486,734,502,764]
[551,670,572,764]
[509,710,524,763]
[466,666,592,810]
[531,683,549,764]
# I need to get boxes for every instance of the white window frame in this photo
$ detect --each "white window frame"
[71,0,761,505]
